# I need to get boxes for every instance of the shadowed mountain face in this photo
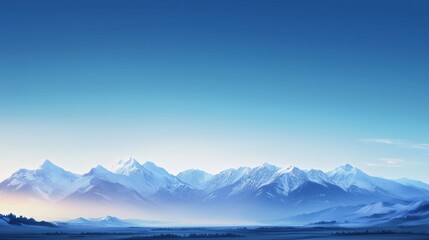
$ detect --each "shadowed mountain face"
[0,158,428,221]
[0,213,55,227]
[285,200,429,227]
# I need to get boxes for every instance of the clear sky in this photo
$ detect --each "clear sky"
[0,0,428,181]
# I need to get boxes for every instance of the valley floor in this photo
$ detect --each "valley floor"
[1,225,429,240]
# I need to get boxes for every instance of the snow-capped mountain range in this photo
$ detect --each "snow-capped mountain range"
[1,158,428,221]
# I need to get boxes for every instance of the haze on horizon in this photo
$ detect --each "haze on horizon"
[0,0,429,182]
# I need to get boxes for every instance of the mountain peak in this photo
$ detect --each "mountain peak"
[335,163,356,172]
[142,161,170,176]
[142,161,164,171]
[88,165,112,175]
[342,163,354,170]
[142,161,156,167]
[102,216,120,221]
[328,163,359,176]
[40,159,60,170]
[278,165,299,174]
[178,168,211,176]
[177,169,213,189]
[259,162,279,171]
[111,158,143,175]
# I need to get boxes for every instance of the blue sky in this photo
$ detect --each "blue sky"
[0,0,428,181]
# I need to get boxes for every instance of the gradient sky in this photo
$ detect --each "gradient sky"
[0,0,428,181]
